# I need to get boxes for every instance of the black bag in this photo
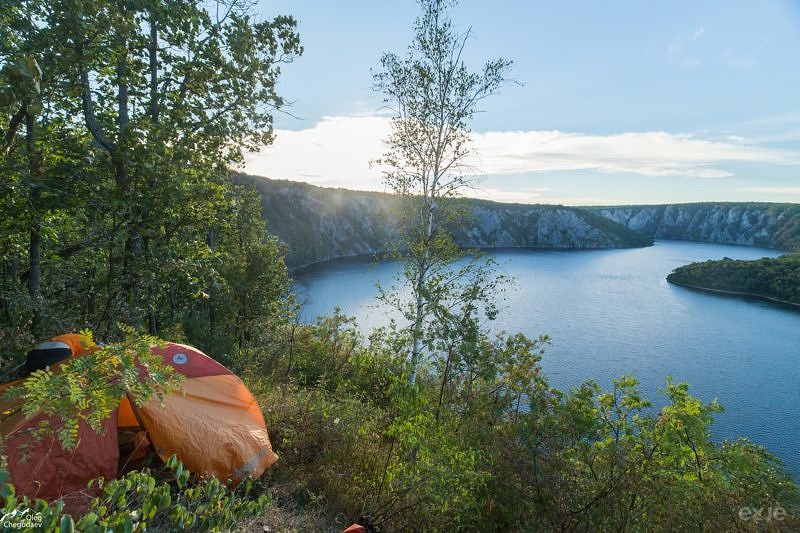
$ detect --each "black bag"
[25,342,72,373]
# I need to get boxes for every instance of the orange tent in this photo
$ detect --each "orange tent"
[0,335,277,505]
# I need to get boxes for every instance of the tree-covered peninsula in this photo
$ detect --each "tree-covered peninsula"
[668,254,800,307]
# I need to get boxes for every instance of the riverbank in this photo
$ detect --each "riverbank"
[666,278,800,310]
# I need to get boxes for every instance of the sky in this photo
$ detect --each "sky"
[244,0,800,206]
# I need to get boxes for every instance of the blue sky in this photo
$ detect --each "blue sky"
[244,0,800,205]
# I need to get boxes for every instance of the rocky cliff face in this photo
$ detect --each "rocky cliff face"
[451,200,650,250]
[591,203,800,251]
[237,175,651,268]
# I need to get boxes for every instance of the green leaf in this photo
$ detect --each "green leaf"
[59,515,75,533]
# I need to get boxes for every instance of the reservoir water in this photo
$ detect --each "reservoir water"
[293,240,800,477]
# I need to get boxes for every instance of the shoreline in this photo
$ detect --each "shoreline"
[667,278,800,310]
[289,243,652,273]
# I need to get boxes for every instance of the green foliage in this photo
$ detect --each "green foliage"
[2,328,181,449]
[0,455,269,532]
[0,0,298,373]
[668,253,800,306]
[256,316,800,530]
[374,0,513,382]
[496,374,800,531]
[181,185,294,366]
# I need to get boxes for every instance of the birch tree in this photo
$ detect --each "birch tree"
[374,0,511,381]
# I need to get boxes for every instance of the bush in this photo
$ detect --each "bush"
[0,455,269,532]
[246,314,800,531]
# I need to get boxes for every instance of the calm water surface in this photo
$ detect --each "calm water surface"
[293,241,800,476]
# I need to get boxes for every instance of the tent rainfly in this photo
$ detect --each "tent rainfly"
[0,334,277,507]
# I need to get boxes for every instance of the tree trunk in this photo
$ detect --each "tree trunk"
[25,106,42,337]
[117,46,129,130]
[148,13,159,122]
[409,183,438,383]
[115,43,144,326]
[206,227,216,336]
[435,341,455,422]
[28,227,41,334]
[409,195,437,382]
[148,306,157,335]
[86,267,96,322]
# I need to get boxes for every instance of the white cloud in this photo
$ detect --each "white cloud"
[668,27,705,69]
[726,112,800,143]
[734,111,800,128]
[740,186,800,195]
[473,186,551,204]
[242,115,800,196]
[470,129,800,178]
[723,37,768,69]
[243,115,390,191]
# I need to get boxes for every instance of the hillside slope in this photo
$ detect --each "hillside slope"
[591,203,800,251]
[236,175,651,268]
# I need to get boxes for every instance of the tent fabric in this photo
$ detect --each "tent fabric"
[1,334,113,508]
[1,337,277,504]
[49,333,96,357]
[23,333,96,383]
[150,342,232,379]
[140,343,278,481]
[2,412,119,504]
[116,396,140,428]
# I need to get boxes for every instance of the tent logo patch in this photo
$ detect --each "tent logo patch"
[172,353,188,365]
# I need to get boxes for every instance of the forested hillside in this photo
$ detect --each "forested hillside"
[238,174,651,268]
[239,177,800,269]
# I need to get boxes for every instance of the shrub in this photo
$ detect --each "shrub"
[0,455,269,532]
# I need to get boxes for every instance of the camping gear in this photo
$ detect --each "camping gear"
[0,337,277,506]
[24,333,96,373]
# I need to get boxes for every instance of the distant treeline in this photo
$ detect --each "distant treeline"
[668,254,800,306]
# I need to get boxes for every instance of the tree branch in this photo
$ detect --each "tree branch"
[80,67,115,152]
